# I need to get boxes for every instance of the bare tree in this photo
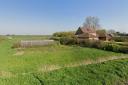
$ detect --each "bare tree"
[83,16,100,30]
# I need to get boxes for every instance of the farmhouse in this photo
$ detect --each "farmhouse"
[75,27,113,41]
[97,31,113,41]
[75,27,99,40]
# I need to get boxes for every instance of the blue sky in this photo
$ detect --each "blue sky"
[0,0,128,35]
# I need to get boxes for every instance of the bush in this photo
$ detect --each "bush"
[113,36,128,42]
[112,44,120,52]
[52,31,77,45]
[52,31,128,53]
[53,31,75,38]
[79,40,128,54]
[12,42,21,48]
[79,40,100,48]
[101,42,114,51]
[59,37,77,45]
[115,42,128,46]
[119,46,128,53]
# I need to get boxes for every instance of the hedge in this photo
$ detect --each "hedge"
[80,40,128,54]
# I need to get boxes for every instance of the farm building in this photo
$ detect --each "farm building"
[75,27,99,41]
[75,27,113,41]
[96,30,113,41]
[106,34,113,41]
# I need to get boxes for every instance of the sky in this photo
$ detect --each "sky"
[0,0,128,35]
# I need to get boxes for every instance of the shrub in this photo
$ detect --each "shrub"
[52,31,128,53]
[102,43,113,51]
[119,46,128,53]
[113,36,128,42]
[99,42,128,53]
[111,44,120,52]
[115,42,128,46]
[11,42,21,48]
[53,31,75,38]
[59,37,77,45]
[52,31,77,45]
[80,40,100,48]
[79,40,128,54]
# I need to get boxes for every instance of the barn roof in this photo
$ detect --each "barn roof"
[75,27,96,35]
[80,27,96,33]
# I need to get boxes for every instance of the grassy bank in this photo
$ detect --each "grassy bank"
[0,59,128,85]
[0,37,124,73]
[0,35,127,85]
[35,59,128,85]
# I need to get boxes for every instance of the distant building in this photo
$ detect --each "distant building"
[75,27,99,41]
[106,34,113,41]
[96,30,113,41]
[75,27,113,41]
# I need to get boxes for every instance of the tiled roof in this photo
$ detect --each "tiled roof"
[80,27,96,33]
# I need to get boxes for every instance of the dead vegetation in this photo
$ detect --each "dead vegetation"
[39,56,128,72]
[0,71,14,78]
[13,51,24,56]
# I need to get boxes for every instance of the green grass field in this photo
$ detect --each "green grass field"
[35,59,128,85]
[0,35,127,85]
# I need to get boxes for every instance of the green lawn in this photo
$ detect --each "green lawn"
[0,35,127,85]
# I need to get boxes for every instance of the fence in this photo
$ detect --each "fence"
[20,40,55,47]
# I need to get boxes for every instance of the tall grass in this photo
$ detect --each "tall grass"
[35,59,128,85]
[1,59,128,85]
